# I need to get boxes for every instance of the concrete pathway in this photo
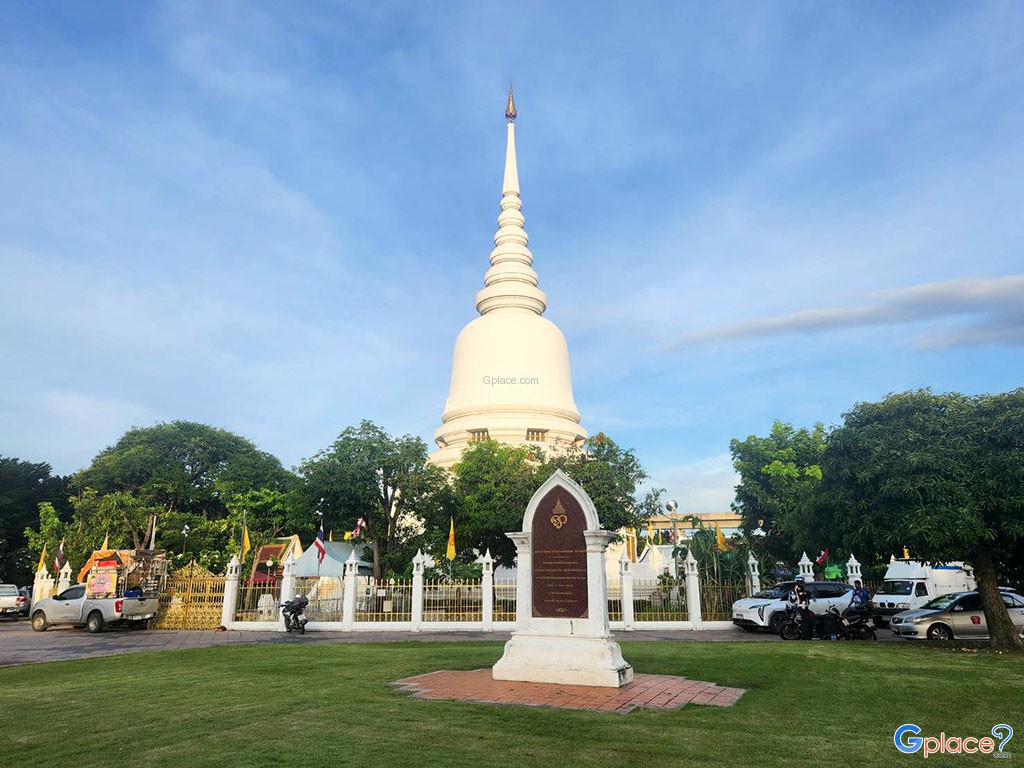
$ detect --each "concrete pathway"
[0,621,781,668]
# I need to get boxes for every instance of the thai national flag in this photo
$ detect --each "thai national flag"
[314,524,327,564]
[53,538,65,572]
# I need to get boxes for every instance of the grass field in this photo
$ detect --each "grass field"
[1,640,1020,767]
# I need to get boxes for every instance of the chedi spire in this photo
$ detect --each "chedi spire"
[474,88,547,316]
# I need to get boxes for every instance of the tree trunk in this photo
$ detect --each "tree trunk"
[973,543,1023,649]
[371,538,381,582]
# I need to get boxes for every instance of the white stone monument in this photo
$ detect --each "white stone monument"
[492,470,633,687]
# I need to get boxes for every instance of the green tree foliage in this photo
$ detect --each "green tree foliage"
[446,441,543,568]
[821,389,1024,649]
[23,422,296,575]
[23,502,68,575]
[73,421,293,519]
[0,457,69,583]
[730,421,826,562]
[542,433,664,534]
[299,420,447,579]
[448,434,662,569]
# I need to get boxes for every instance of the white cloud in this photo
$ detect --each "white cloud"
[649,453,738,514]
[662,275,1024,350]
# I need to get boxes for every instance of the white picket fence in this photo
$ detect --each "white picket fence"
[214,549,866,633]
[31,549,867,633]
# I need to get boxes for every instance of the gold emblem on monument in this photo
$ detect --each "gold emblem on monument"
[550,499,568,529]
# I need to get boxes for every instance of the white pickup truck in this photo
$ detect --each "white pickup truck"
[31,583,159,633]
[0,584,21,621]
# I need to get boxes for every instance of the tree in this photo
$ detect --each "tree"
[0,457,69,583]
[299,421,447,579]
[447,441,542,568]
[821,389,1024,650]
[542,433,663,534]
[730,421,827,563]
[73,421,293,520]
[449,434,662,569]
[22,422,296,575]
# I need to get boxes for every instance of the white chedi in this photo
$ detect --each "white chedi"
[431,90,587,468]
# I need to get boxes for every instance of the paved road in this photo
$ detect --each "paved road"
[0,621,781,667]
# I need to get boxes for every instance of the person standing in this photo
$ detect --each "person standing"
[789,577,813,639]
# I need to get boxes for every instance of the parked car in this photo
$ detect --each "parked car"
[17,586,31,616]
[889,591,1024,641]
[871,559,975,628]
[732,580,854,633]
[0,584,20,621]
[30,584,160,633]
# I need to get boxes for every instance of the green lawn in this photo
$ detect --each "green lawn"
[2,641,1020,767]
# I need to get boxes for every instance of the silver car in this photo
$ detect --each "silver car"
[890,591,1024,641]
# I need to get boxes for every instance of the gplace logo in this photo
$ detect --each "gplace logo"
[894,724,1014,758]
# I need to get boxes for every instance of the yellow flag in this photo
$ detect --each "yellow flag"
[715,523,728,553]
[101,532,109,551]
[902,546,910,559]
[241,525,251,562]
[446,518,456,561]
[36,545,47,573]
[329,530,333,542]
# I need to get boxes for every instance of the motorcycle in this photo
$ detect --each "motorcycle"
[281,595,309,634]
[779,603,876,641]
[841,605,877,640]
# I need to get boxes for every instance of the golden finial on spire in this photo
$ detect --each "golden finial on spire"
[505,83,517,122]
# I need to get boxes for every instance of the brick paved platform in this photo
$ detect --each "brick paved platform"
[391,669,745,714]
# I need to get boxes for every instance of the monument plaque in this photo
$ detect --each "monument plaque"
[532,487,588,618]
[492,469,634,687]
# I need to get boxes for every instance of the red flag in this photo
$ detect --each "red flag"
[815,548,830,566]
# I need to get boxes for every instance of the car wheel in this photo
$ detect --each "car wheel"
[927,624,953,642]
[31,612,48,632]
[86,611,105,634]
[769,612,785,634]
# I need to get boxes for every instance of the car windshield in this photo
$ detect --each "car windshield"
[922,593,962,610]
[880,580,915,596]
[752,584,792,600]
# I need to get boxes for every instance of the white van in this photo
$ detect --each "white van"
[871,560,975,628]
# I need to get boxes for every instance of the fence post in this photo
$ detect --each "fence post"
[685,550,702,629]
[342,551,358,631]
[798,552,815,580]
[221,555,241,628]
[481,549,494,632]
[279,554,296,631]
[57,562,72,594]
[747,552,761,595]
[411,550,424,632]
[620,550,635,631]
[846,554,862,586]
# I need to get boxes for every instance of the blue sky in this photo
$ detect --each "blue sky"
[1,1,1021,512]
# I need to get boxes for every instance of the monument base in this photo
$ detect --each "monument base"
[492,634,634,688]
